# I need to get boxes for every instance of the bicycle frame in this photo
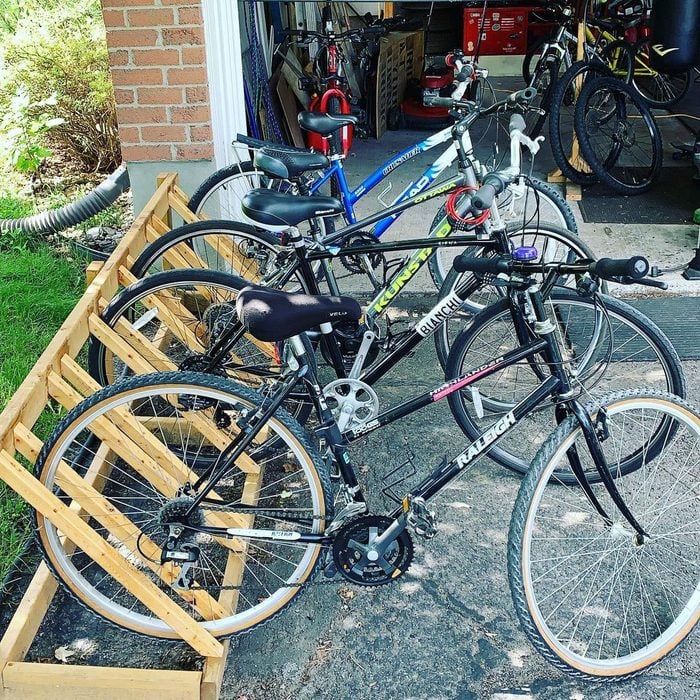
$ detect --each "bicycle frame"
[308,125,473,235]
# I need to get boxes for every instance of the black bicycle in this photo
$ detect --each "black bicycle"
[33,252,699,681]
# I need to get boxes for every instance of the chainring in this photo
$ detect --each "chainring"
[332,515,413,586]
[339,232,385,274]
[322,378,379,432]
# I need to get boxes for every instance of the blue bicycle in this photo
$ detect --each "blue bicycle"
[188,58,577,289]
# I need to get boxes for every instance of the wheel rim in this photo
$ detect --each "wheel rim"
[37,380,326,637]
[520,396,699,675]
[194,169,280,220]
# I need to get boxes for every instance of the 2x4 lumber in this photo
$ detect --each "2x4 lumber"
[2,663,202,700]
[0,450,223,657]
[168,191,201,225]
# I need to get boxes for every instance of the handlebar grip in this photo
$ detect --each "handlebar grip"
[455,65,474,82]
[507,87,537,105]
[591,256,649,281]
[453,254,510,276]
[508,113,526,134]
[471,183,498,211]
[423,95,454,108]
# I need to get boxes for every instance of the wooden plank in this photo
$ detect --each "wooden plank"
[0,564,57,669]
[86,261,105,285]
[168,192,201,225]
[0,450,223,657]
[2,663,202,700]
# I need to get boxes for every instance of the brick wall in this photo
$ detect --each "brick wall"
[101,0,214,162]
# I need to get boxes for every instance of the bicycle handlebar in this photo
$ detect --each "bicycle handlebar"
[283,25,385,44]
[452,253,652,284]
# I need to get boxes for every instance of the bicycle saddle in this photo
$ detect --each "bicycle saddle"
[236,285,361,342]
[242,189,344,229]
[298,111,358,136]
[254,147,330,180]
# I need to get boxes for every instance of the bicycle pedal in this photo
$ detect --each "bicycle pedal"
[407,496,438,540]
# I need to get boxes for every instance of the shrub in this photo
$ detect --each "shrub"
[1,0,121,172]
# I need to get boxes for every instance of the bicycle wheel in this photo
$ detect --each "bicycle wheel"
[632,40,691,108]
[427,180,578,290]
[575,76,663,195]
[34,371,331,640]
[446,292,686,480]
[549,60,613,186]
[509,390,699,680]
[434,224,596,368]
[130,220,288,281]
[188,161,288,221]
[598,39,634,83]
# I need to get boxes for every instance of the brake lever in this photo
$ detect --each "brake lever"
[616,276,668,290]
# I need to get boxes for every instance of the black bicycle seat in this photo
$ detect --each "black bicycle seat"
[298,111,359,136]
[254,147,329,180]
[242,189,344,228]
[236,285,361,342]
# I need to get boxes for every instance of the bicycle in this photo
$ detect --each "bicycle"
[88,174,684,479]
[32,253,699,682]
[188,65,578,290]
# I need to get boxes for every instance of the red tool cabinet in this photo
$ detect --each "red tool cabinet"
[463,5,555,56]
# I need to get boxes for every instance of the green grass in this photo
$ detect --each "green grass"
[0,245,83,581]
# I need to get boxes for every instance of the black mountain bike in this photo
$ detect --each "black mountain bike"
[33,252,699,682]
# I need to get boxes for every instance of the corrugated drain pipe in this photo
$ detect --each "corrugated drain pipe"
[0,164,130,234]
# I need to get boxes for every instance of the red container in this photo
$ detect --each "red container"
[463,7,531,56]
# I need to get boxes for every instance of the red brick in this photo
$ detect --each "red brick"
[117,106,167,124]
[110,67,163,86]
[133,48,180,66]
[182,46,205,64]
[189,125,212,142]
[185,86,208,104]
[108,49,130,66]
[176,144,214,160]
[141,125,188,142]
[177,6,202,25]
[114,88,135,105]
[103,9,126,28]
[118,126,140,144]
[167,66,207,85]
[122,144,173,161]
[106,28,158,48]
[102,0,156,7]
[137,86,183,104]
[170,105,210,123]
[162,26,204,46]
[127,8,174,27]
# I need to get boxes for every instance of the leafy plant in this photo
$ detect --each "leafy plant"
[1,0,121,172]
[0,88,64,176]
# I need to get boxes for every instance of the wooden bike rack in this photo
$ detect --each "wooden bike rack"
[0,174,266,699]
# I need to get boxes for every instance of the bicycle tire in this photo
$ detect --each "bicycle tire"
[33,371,331,641]
[188,161,286,221]
[130,219,286,280]
[522,38,548,85]
[575,76,663,195]
[632,40,691,108]
[433,224,596,368]
[445,292,686,480]
[508,389,699,680]
[427,179,578,291]
[598,39,634,83]
[549,60,613,186]
[87,268,315,422]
